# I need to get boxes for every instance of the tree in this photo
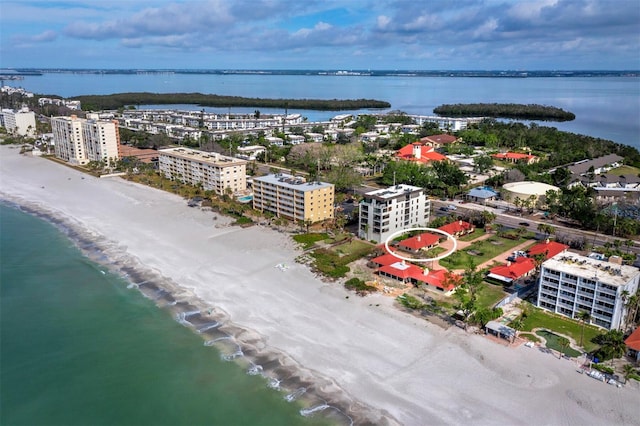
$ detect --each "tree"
[592,329,627,365]
[622,364,637,381]
[576,310,591,347]
[557,336,570,359]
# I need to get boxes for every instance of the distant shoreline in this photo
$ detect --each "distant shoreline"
[4,68,639,78]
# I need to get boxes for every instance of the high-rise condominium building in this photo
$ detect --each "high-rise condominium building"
[537,252,640,329]
[1,107,36,137]
[252,173,334,223]
[158,147,247,195]
[358,184,431,243]
[52,115,121,165]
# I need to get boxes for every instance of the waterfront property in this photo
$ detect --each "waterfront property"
[625,327,640,361]
[487,257,537,285]
[252,173,334,223]
[52,114,121,165]
[492,151,539,165]
[0,107,37,137]
[377,260,459,293]
[397,232,440,254]
[358,184,431,244]
[158,147,247,195]
[537,252,640,330]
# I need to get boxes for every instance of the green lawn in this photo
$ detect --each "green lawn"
[537,330,582,357]
[292,233,329,250]
[519,306,603,352]
[458,228,486,242]
[439,236,532,269]
[476,282,508,309]
[607,165,640,176]
[332,240,374,257]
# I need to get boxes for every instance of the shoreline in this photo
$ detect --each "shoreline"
[0,196,391,426]
[2,146,639,426]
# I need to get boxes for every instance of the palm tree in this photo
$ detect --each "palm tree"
[622,364,637,381]
[557,336,570,359]
[593,329,627,366]
[577,310,591,347]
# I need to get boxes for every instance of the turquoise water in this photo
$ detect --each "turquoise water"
[0,203,328,426]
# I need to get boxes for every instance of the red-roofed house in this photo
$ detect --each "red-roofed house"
[527,240,569,260]
[487,257,536,284]
[420,134,459,149]
[398,232,440,254]
[492,152,539,165]
[377,260,461,293]
[396,142,447,164]
[625,327,640,361]
[369,253,400,268]
[438,220,475,238]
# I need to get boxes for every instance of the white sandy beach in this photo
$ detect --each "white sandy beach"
[1,146,638,426]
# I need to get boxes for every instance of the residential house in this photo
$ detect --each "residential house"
[438,220,475,238]
[492,152,539,165]
[625,327,640,361]
[377,260,460,293]
[396,142,447,164]
[397,232,440,254]
[487,257,536,285]
[420,134,459,149]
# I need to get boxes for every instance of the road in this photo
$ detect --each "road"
[430,199,640,259]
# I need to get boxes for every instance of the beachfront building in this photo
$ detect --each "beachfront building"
[52,115,121,165]
[358,184,431,244]
[158,147,247,195]
[0,107,36,137]
[252,173,334,223]
[537,252,640,330]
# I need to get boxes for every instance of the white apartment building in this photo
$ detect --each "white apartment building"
[252,173,334,223]
[158,147,247,195]
[537,252,640,330]
[1,107,36,137]
[358,184,431,243]
[52,116,121,165]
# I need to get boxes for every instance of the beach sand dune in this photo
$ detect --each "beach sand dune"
[1,147,638,426]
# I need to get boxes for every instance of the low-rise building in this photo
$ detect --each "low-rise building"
[537,252,640,330]
[252,173,334,223]
[438,220,475,238]
[492,152,539,165]
[158,147,247,195]
[396,142,447,164]
[358,184,431,243]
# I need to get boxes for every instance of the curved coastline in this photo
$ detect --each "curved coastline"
[0,194,395,426]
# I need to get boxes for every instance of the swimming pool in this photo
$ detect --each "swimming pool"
[237,195,253,203]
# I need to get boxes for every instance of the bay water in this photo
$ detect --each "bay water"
[15,72,640,149]
[0,203,329,426]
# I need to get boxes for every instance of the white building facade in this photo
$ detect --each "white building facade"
[1,107,36,137]
[358,184,431,243]
[52,116,121,165]
[158,147,247,195]
[537,253,640,330]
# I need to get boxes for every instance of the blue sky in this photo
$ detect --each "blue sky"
[1,0,639,70]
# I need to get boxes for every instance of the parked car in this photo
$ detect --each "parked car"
[447,205,457,211]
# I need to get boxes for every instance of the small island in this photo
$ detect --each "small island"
[69,92,391,111]
[433,103,576,121]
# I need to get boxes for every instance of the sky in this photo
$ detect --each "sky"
[1,0,639,70]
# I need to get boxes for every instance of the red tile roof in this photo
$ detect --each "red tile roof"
[527,241,569,260]
[398,233,440,251]
[492,152,537,161]
[489,257,536,281]
[625,327,640,351]
[378,261,461,290]
[396,143,447,164]
[419,269,462,291]
[370,253,400,267]
[379,261,421,280]
[438,221,474,236]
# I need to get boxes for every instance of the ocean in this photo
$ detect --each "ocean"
[0,202,332,426]
[15,72,640,149]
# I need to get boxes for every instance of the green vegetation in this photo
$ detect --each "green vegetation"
[309,240,374,278]
[434,103,575,121]
[72,92,390,111]
[344,278,377,296]
[537,330,581,357]
[519,306,601,352]
[380,160,469,198]
[475,283,507,309]
[592,364,615,374]
[439,236,531,269]
[606,165,640,176]
[592,330,627,363]
[292,233,329,250]
[458,228,486,242]
[397,293,427,310]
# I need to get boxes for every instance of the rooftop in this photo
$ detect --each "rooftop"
[364,184,424,200]
[159,147,246,166]
[253,173,333,191]
[542,252,640,287]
